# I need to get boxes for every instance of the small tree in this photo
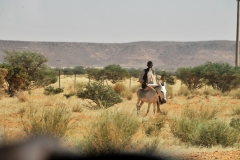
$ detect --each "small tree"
[126,68,142,78]
[85,68,105,83]
[4,50,48,81]
[0,68,8,96]
[74,66,86,75]
[4,66,29,95]
[160,71,175,85]
[77,82,122,109]
[103,64,128,84]
[3,50,57,90]
[62,67,74,75]
[34,67,58,87]
[202,62,240,93]
[177,65,205,90]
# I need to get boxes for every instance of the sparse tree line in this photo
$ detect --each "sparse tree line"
[0,50,174,96]
[55,63,174,84]
[176,61,240,93]
[1,50,240,97]
[59,60,240,94]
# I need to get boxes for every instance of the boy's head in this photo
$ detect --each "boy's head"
[147,61,153,68]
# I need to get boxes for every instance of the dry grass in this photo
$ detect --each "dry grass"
[75,109,140,155]
[17,92,28,102]
[0,75,239,157]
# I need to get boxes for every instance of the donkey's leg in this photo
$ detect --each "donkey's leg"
[138,101,144,116]
[156,101,161,113]
[145,103,151,116]
[136,99,144,116]
[153,103,156,114]
[136,99,140,116]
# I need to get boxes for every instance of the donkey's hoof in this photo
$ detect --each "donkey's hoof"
[137,110,140,116]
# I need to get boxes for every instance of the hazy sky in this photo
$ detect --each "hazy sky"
[0,0,237,43]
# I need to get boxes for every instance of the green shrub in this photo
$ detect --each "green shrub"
[194,121,239,147]
[171,106,218,143]
[230,118,240,131]
[171,118,201,143]
[76,110,140,156]
[22,104,72,139]
[44,86,64,95]
[232,107,240,116]
[54,87,64,94]
[170,118,240,147]
[77,82,122,109]
[63,93,74,99]
[182,105,218,120]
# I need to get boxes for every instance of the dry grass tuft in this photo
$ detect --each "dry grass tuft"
[75,109,140,155]
[126,92,133,100]
[203,88,222,96]
[21,102,73,139]
[229,88,240,99]
[121,90,133,100]
[17,92,28,102]
[182,103,219,120]
[113,82,126,93]
[143,115,166,137]
[72,102,83,112]
[178,86,190,96]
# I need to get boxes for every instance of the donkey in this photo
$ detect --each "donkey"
[136,83,166,116]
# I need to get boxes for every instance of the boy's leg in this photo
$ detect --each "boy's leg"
[144,86,151,91]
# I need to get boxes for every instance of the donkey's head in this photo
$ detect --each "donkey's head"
[157,81,167,103]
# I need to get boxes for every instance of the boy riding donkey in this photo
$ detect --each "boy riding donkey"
[138,61,167,104]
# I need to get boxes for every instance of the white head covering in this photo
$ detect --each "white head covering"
[147,68,156,84]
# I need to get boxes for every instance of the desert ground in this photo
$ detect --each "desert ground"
[0,75,239,160]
